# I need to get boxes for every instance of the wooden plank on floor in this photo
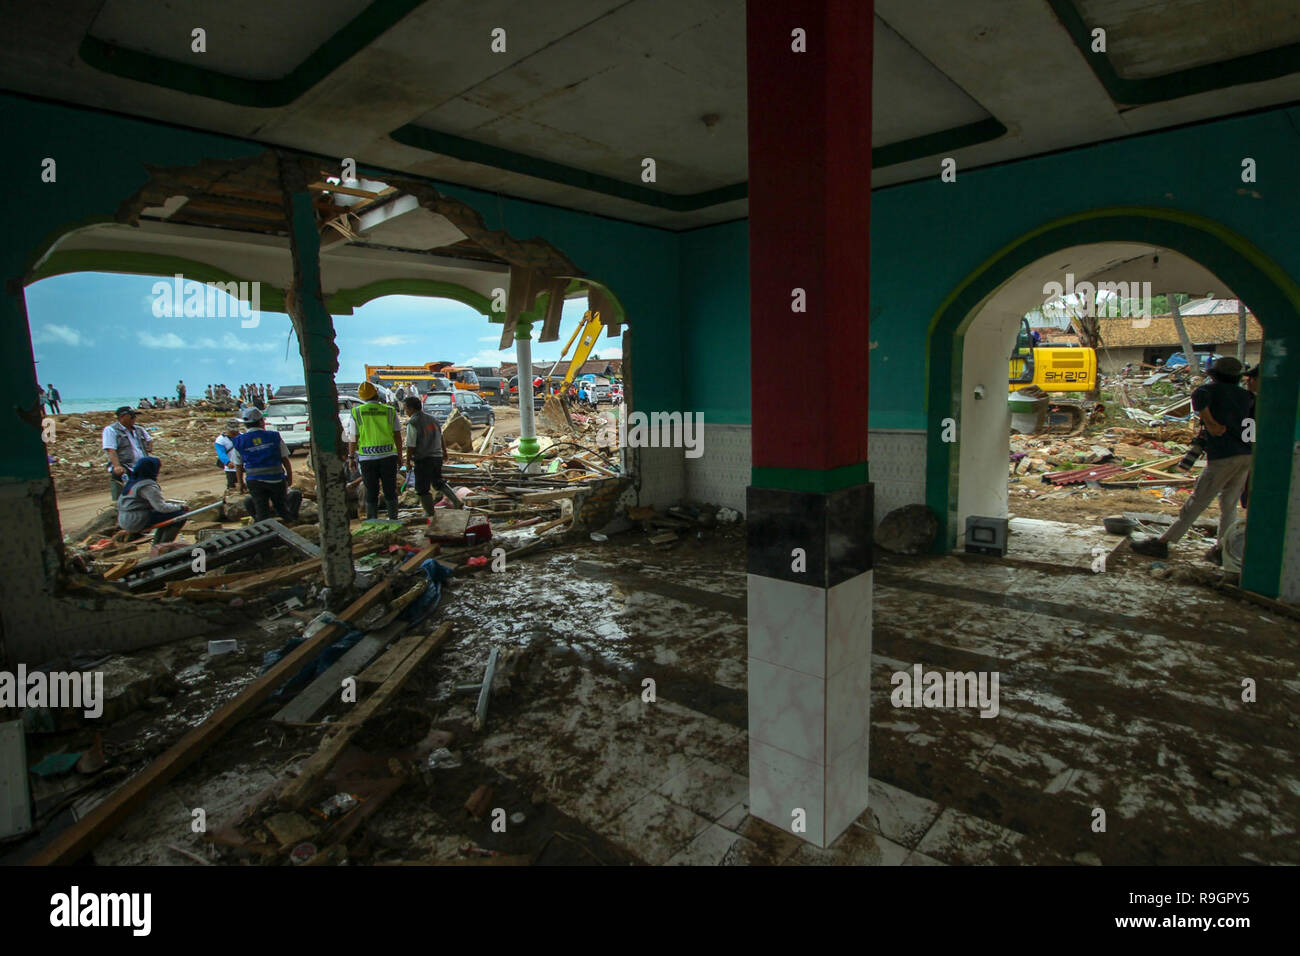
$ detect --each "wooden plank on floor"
[279,622,454,809]
[354,630,428,686]
[271,634,387,725]
[26,545,437,866]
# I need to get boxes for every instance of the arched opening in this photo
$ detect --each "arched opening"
[926,209,1300,599]
[6,148,637,663]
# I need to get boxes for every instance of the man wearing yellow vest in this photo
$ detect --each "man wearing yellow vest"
[348,381,403,520]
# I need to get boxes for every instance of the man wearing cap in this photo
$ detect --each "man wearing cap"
[1132,356,1254,561]
[231,406,300,523]
[102,406,153,502]
[348,381,403,520]
[214,418,241,490]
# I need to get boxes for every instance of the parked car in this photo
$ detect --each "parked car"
[262,400,311,453]
[263,396,363,454]
[421,388,496,427]
[478,376,508,405]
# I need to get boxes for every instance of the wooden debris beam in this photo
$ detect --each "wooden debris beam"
[27,545,437,866]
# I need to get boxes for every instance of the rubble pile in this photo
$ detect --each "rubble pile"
[47,406,234,495]
[1009,368,1205,503]
[1108,366,1198,425]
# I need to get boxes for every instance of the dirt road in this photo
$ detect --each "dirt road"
[56,471,231,536]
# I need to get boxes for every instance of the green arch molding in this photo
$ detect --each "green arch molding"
[326,278,492,317]
[78,0,427,109]
[924,206,1300,598]
[27,249,287,312]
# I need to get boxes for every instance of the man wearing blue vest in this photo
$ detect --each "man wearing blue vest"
[231,406,300,523]
[348,381,403,520]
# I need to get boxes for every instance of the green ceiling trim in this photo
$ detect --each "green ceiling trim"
[27,248,287,312]
[923,206,1300,598]
[394,114,1007,210]
[871,117,1007,169]
[78,0,426,108]
[391,124,749,212]
[1049,0,1300,105]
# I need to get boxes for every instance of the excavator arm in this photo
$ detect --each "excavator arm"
[546,311,605,387]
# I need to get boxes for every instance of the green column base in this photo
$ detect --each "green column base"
[513,436,541,462]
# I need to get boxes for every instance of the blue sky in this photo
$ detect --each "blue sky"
[25,272,619,398]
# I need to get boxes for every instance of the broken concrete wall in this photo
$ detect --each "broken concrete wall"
[0,481,218,664]
[631,446,687,511]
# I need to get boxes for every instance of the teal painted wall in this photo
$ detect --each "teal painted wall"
[0,94,685,483]
[1,96,266,482]
[675,104,1300,433]
[6,90,1300,483]
[679,220,749,423]
[870,104,1300,431]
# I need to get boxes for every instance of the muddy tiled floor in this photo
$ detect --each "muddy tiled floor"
[73,525,1300,865]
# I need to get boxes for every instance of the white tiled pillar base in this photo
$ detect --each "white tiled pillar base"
[747,570,873,846]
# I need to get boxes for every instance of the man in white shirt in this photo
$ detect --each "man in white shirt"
[102,406,153,502]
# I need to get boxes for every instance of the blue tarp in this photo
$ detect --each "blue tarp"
[260,559,453,698]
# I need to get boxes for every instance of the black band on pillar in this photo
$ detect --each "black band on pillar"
[746,482,873,589]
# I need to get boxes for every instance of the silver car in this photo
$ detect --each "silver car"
[264,397,363,454]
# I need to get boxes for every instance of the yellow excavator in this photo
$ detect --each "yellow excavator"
[1008,317,1096,392]
[1009,317,1098,432]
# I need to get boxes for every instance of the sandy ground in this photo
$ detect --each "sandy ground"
[56,471,233,535]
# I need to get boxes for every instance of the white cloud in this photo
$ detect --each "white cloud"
[199,334,276,353]
[477,335,500,343]
[138,331,274,352]
[366,335,414,346]
[458,347,517,368]
[33,324,92,347]
[137,331,188,349]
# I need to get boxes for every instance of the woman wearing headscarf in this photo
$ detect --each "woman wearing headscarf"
[116,456,188,543]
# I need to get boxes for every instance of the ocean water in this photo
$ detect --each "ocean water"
[53,397,152,415]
